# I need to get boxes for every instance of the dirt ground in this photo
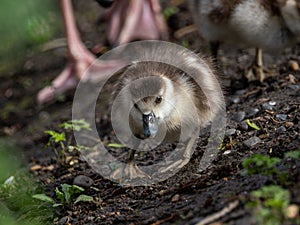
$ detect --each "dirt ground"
[1,1,300,225]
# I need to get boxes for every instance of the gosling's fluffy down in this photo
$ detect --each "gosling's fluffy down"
[189,0,300,52]
[112,51,224,141]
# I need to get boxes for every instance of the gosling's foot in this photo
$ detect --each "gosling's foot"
[111,161,151,180]
[245,64,266,82]
[245,65,278,83]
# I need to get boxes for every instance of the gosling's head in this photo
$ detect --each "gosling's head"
[128,75,176,139]
[118,62,177,139]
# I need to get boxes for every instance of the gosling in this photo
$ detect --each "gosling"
[189,0,300,81]
[111,52,224,179]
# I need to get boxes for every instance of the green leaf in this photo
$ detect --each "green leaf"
[53,203,63,207]
[74,194,94,204]
[60,184,85,204]
[246,119,261,130]
[55,187,64,203]
[108,143,126,148]
[61,184,71,204]
[32,194,55,203]
[69,185,85,194]
[45,130,66,143]
[59,119,92,131]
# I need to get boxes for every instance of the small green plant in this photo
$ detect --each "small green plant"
[0,138,54,224]
[45,130,66,162]
[284,150,300,159]
[54,184,93,207]
[242,152,300,185]
[242,154,280,175]
[242,154,287,184]
[33,184,94,208]
[45,119,92,163]
[247,185,291,225]
[242,154,289,184]
[0,172,53,224]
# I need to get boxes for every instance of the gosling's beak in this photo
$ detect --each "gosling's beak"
[142,112,158,138]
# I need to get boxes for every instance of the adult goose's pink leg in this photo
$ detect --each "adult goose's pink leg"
[107,0,168,45]
[37,0,124,104]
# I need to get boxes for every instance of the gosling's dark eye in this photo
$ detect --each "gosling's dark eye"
[134,103,138,109]
[155,96,162,104]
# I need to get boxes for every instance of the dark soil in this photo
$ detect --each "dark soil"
[1,1,300,225]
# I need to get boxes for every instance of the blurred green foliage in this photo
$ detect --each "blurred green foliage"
[0,138,53,224]
[0,0,59,76]
[247,185,291,225]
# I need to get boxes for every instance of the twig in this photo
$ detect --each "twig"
[151,215,175,225]
[40,38,67,52]
[174,24,198,39]
[195,200,239,225]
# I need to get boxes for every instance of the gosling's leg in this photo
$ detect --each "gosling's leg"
[246,48,266,82]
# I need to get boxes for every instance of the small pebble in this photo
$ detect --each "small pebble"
[268,101,277,106]
[231,96,240,104]
[286,204,299,218]
[247,108,260,117]
[171,194,180,202]
[288,60,299,71]
[233,111,246,122]
[189,217,202,225]
[276,126,287,134]
[276,114,287,121]
[285,122,294,127]
[4,89,13,98]
[262,102,274,111]
[223,150,232,155]
[243,136,262,148]
[58,216,69,225]
[88,216,96,222]
[73,175,94,188]
[287,84,299,91]
[225,129,236,136]
[259,133,269,139]
[240,120,249,131]
[235,89,246,95]
[288,74,297,84]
